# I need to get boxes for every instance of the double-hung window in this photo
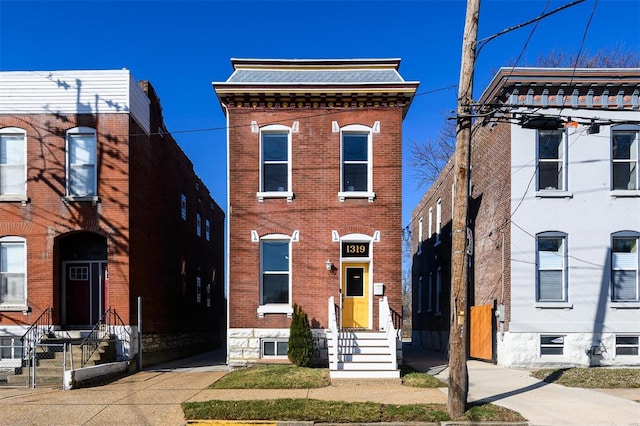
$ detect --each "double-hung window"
[0,128,26,199]
[0,237,26,307]
[612,126,639,191]
[435,199,442,245]
[258,235,291,316]
[258,125,292,201]
[611,232,639,302]
[339,124,374,201]
[66,127,97,198]
[536,233,567,302]
[537,130,566,191]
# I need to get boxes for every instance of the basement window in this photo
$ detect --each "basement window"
[262,339,288,358]
[615,335,639,356]
[540,335,564,355]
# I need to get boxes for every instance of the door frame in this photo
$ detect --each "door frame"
[340,262,372,329]
[61,260,107,327]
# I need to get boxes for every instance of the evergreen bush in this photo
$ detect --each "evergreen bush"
[288,303,313,367]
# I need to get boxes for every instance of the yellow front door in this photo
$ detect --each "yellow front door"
[341,263,369,328]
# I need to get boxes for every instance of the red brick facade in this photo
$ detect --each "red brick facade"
[411,120,511,353]
[227,108,404,330]
[0,73,225,364]
[215,58,418,363]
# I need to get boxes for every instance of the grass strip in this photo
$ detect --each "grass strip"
[531,368,640,388]
[209,365,330,389]
[182,399,525,423]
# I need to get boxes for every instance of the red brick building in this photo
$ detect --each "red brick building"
[214,58,418,377]
[0,70,225,367]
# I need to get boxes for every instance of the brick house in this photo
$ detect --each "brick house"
[412,67,640,368]
[213,58,418,377]
[0,70,225,369]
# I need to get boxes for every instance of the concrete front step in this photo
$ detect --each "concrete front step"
[334,354,395,363]
[334,361,397,371]
[329,369,400,379]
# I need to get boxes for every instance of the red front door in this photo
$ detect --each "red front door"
[66,263,91,325]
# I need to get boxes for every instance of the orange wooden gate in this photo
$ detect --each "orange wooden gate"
[470,304,493,361]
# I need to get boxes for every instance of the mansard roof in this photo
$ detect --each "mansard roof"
[213,58,419,117]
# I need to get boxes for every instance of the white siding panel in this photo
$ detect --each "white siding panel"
[129,75,150,135]
[0,70,144,118]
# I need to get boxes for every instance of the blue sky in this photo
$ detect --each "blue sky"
[1,0,638,228]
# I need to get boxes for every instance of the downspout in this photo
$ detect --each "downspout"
[222,102,230,365]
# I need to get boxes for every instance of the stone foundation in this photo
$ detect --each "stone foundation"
[228,328,328,366]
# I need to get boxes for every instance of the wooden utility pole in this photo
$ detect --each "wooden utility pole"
[448,0,479,418]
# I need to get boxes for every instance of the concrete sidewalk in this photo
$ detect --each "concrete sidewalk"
[403,344,640,426]
[0,346,637,426]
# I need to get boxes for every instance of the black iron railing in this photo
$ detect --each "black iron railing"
[20,307,53,359]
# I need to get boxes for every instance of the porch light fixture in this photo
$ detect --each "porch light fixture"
[325,259,333,271]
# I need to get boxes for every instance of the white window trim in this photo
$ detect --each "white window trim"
[65,127,97,201]
[611,125,639,194]
[435,199,442,246]
[611,231,639,303]
[535,129,570,197]
[257,124,293,202]
[261,338,289,358]
[540,334,565,356]
[0,236,27,311]
[0,127,27,202]
[428,207,433,240]
[615,335,639,356]
[205,219,211,241]
[417,218,423,255]
[196,213,202,237]
[535,232,568,305]
[257,233,294,317]
[339,124,375,202]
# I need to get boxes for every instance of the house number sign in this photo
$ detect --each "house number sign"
[341,242,369,257]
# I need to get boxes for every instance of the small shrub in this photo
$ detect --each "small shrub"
[288,303,313,367]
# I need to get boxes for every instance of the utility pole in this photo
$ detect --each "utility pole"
[448,0,479,418]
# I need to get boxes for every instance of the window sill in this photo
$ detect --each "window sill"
[257,304,293,317]
[257,191,294,202]
[0,305,30,313]
[611,302,640,309]
[338,191,376,202]
[62,195,100,205]
[611,190,640,198]
[535,302,573,309]
[0,195,29,205]
[535,191,573,198]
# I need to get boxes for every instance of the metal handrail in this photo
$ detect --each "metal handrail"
[106,308,131,363]
[20,307,53,359]
[80,308,131,367]
[80,310,109,367]
[327,296,340,370]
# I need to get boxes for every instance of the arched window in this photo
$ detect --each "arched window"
[0,127,27,198]
[258,233,293,316]
[258,124,292,201]
[611,231,639,302]
[339,124,375,201]
[536,231,568,302]
[611,124,639,191]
